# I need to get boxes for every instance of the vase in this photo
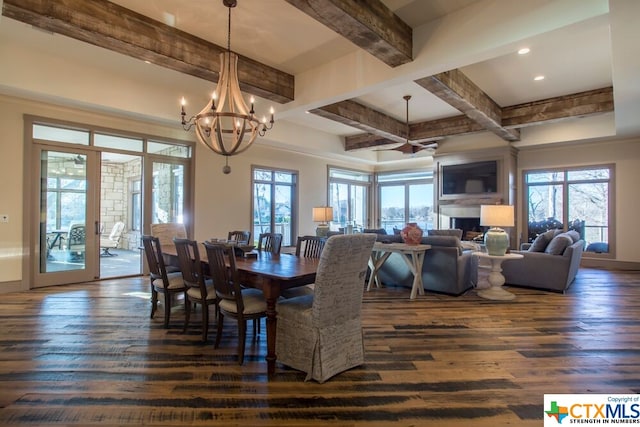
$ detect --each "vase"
[401,222,423,245]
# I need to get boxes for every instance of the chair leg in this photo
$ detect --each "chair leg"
[183,298,191,333]
[201,304,209,342]
[238,319,247,365]
[214,312,224,349]
[150,287,158,319]
[163,291,171,329]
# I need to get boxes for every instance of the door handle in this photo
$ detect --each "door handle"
[95,221,100,235]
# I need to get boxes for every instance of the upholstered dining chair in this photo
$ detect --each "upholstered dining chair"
[257,232,283,254]
[275,233,377,382]
[151,222,187,273]
[141,235,187,329]
[203,242,267,365]
[173,238,218,342]
[227,230,251,244]
[295,235,327,258]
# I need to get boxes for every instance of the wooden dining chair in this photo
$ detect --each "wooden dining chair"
[173,238,218,342]
[141,235,187,329]
[203,242,267,365]
[276,233,377,382]
[257,233,283,254]
[227,230,251,244]
[295,235,327,258]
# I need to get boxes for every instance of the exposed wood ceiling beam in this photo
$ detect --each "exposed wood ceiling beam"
[414,69,521,142]
[341,87,613,151]
[2,0,295,103]
[284,0,412,67]
[311,100,408,144]
[502,87,614,127]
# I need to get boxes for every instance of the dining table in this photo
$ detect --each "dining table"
[162,245,319,377]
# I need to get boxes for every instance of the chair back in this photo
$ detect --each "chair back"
[141,235,168,282]
[67,223,86,250]
[257,233,283,254]
[151,223,187,250]
[203,242,244,313]
[312,234,376,327]
[228,230,251,244]
[295,235,326,258]
[173,238,208,298]
[109,221,125,242]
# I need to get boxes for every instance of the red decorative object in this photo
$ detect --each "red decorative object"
[401,222,423,245]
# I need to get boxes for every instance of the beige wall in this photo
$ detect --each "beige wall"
[1,93,639,292]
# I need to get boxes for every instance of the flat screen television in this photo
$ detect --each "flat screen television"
[441,160,497,195]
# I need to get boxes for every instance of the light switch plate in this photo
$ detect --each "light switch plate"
[0,214,9,223]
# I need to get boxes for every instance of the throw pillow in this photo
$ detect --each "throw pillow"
[528,233,549,252]
[566,230,580,243]
[544,235,573,255]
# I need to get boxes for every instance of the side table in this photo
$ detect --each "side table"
[473,252,523,300]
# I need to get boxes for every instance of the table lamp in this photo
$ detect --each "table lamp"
[480,204,514,256]
[313,206,333,237]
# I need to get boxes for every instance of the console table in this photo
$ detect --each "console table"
[367,242,431,300]
[473,252,523,300]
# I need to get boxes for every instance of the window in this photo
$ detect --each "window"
[328,167,371,231]
[130,179,141,231]
[524,165,613,254]
[252,167,297,246]
[378,170,434,234]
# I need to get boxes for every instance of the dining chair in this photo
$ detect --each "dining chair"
[280,235,327,299]
[173,238,218,342]
[257,232,283,254]
[295,235,327,258]
[203,242,267,365]
[227,230,251,244]
[141,235,187,329]
[275,233,377,383]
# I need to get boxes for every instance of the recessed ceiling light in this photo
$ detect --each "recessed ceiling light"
[518,48,530,55]
[534,75,545,81]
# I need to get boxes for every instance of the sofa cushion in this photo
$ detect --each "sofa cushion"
[427,228,463,240]
[363,228,387,235]
[545,234,574,255]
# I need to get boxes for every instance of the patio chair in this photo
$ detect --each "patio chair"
[100,221,125,256]
[66,223,86,262]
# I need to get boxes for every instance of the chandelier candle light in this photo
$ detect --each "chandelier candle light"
[480,204,515,256]
[180,0,274,174]
[313,207,333,237]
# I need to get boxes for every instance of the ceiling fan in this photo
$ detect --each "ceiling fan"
[376,95,438,155]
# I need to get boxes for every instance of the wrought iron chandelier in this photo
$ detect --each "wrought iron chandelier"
[180,0,274,174]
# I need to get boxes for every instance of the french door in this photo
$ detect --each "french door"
[33,147,99,287]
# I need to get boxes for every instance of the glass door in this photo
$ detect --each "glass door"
[34,148,98,287]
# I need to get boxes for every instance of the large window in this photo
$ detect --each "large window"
[328,168,371,232]
[524,165,613,254]
[378,170,434,234]
[252,167,297,246]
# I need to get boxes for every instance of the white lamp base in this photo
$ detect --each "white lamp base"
[484,227,509,256]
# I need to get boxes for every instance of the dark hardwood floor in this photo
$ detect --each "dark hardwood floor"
[0,268,638,426]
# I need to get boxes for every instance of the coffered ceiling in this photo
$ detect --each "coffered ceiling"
[1,0,637,161]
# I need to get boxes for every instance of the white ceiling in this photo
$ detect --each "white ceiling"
[2,0,638,160]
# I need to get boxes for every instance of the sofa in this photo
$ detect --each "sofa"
[501,229,584,292]
[374,229,478,296]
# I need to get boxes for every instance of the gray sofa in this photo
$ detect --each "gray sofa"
[501,229,584,292]
[374,231,478,296]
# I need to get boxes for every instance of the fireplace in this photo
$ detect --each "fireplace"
[450,217,482,241]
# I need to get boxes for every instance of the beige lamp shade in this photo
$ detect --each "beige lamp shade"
[480,205,514,228]
[312,207,333,224]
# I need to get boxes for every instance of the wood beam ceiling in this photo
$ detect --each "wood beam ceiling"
[2,0,295,104]
[284,0,412,67]
[336,85,614,152]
